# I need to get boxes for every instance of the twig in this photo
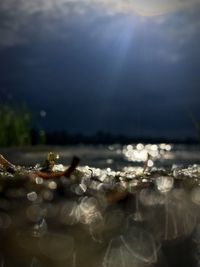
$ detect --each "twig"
[0,154,16,172]
[34,156,80,179]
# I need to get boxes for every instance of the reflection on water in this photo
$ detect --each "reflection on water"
[122,143,172,164]
[2,143,200,170]
[0,144,200,266]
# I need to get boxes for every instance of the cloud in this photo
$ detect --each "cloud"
[1,0,200,16]
[0,0,200,58]
[0,1,199,137]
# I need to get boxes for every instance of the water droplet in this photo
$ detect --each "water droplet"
[76,197,100,224]
[27,192,38,202]
[123,227,159,264]
[139,188,165,206]
[155,176,174,193]
[103,236,132,267]
[40,110,46,118]
[136,143,144,150]
[35,177,43,185]
[74,183,87,195]
[32,219,48,237]
[60,201,78,225]
[128,180,138,193]
[48,181,57,190]
[103,229,159,267]
[42,190,54,201]
[147,160,154,167]
[52,164,65,172]
[106,159,113,164]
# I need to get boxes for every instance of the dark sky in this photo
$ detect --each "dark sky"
[0,0,200,138]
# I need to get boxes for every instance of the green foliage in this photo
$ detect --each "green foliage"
[0,104,32,147]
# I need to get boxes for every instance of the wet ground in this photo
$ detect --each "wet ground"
[0,143,200,267]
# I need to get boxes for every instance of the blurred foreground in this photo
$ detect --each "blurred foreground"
[0,144,200,267]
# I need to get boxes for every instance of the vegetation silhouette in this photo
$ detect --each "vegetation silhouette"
[0,104,32,147]
[0,105,199,147]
